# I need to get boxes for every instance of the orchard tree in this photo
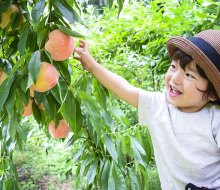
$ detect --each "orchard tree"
[0,0,152,189]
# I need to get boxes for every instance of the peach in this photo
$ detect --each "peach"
[48,119,70,139]
[0,4,24,30]
[0,70,7,85]
[22,99,33,117]
[45,29,75,61]
[33,62,59,92]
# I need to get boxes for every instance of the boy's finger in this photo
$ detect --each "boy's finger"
[79,39,86,43]
[74,47,82,53]
[73,56,81,61]
[78,40,89,49]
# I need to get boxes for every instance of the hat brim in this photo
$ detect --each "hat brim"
[167,36,220,98]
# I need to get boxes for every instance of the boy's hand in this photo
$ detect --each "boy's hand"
[74,40,94,72]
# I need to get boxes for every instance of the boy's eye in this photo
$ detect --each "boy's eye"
[186,73,195,79]
[170,64,176,69]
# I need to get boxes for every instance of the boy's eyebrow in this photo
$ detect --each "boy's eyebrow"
[187,63,198,73]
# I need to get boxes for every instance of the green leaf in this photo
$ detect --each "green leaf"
[93,79,108,108]
[52,0,83,24]
[104,135,118,163]
[8,114,18,142]
[128,168,140,190]
[102,109,114,129]
[110,108,128,127]
[34,91,47,107]
[27,30,38,52]
[116,138,126,166]
[51,84,62,104]
[139,165,149,190]
[19,75,29,92]
[86,159,97,185]
[78,90,102,141]
[36,16,47,33]
[18,26,30,55]
[100,160,111,189]
[0,77,14,112]
[28,50,41,84]
[56,25,85,38]
[16,126,27,150]
[59,90,76,132]
[5,90,18,141]
[43,94,58,120]
[37,28,48,49]
[130,136,147,169]
[141,131,153,164]
[57,78,68,101]
[32,102,41,124]
[8,53,31,79]
[0,2,11,14]
[55,60,71,85]
[31,0,45,23]
[65,134,74,148]
[75,99,82,137]
[113,164,126,190]
[108,162,115,190]
[17,86,29,106]
[73,144,85,162]
[10,12,22,30]
[117,0,125,18]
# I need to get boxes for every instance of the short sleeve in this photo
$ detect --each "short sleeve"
[138,89,165,126]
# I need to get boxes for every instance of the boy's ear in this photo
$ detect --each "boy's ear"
[208,92,217,102]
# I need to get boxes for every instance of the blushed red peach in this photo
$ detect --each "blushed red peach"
[22,99,33,117]
[48,119,70,139]
[33,62,59,92]
[0,4,24,30]
[0,70,7,85]
[45,30,75,61]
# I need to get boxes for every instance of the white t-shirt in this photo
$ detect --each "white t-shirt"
[138,89,220,190]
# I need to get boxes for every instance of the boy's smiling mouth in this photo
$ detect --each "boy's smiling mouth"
[169,85,183,96]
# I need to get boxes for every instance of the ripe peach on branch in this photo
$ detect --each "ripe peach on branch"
[45,29,75,61]
[0,70,7,85]
[48,119,70,139]
[33,62,59,92]
[22,99,33,117]
[0,4,24,30]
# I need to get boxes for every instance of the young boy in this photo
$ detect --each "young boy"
[74,29,220,190]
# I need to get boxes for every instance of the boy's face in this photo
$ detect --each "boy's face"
[165,60,211,112]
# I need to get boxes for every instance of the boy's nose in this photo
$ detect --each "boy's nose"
[171,71,182,84]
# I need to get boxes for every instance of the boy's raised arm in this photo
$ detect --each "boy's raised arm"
[74,40,139,108]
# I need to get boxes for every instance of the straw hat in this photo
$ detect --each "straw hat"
[167,29,220,98]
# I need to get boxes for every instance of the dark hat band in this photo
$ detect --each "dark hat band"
[189,37,220,72]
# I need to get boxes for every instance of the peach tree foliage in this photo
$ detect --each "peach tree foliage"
[0,0,152,189]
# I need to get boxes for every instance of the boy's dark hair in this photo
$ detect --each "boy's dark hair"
[170,49,220,105]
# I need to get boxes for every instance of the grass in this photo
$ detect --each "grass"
[13,119,75,189]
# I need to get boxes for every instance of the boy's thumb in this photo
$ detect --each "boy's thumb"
[74,47,79,52]
[74,47,84,55]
